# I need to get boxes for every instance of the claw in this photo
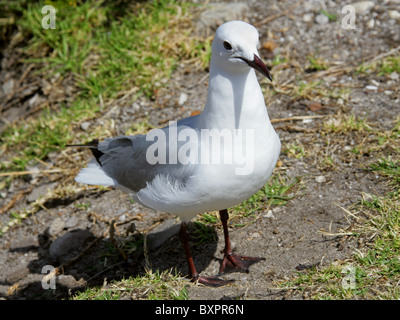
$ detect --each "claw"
[219,253,265,274]
[194,275,234,287]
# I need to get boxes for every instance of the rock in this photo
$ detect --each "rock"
[65,216,79,229]
[80,121,91,131]
[365,85,378,91]
[264,210,275,219]
[48,218,65,237]
[2,78,14,95]
[27,182,58,203]
[9,236,39,252]
[388,10,400,20]
[353,1,374,14]
[315,14,329,25]
[303,13,313,22]
[367,19,375,28]
[57,275,85,290]
[5,267,30,284]
[196,2,250,36]
[147,219,181,251]
[49,230,93,264]
[389,72,399,81]
[315,176,327,183]
[28,93,43,108]
[178,92,188,106]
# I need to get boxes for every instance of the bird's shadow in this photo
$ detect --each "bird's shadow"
[3,222,219,300]
[145,221,219,278]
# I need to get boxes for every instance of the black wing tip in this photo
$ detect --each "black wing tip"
[66,139,104,166]
[66,139,99,148]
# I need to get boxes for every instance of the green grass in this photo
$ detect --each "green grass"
[1,98,101,171]
[0,0,211,174]
[72,269,189,300]
[378,55,400,75]
[319,9,338,22]
[307,55,329,72]
[357,54,400,76]
[323,113,372,134]
[371,157,400,185]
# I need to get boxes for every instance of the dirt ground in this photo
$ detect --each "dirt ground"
[0,0,399,300]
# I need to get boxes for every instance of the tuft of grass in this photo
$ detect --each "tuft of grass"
[72,269,189,300]
[191,221,217,245]
[283,141,306,159]
[307,55,329,72]
[323,113,372,134]
[370,157,400,187]
[357,54,400,76]
[378,55,400,75]
[320,9,338,22]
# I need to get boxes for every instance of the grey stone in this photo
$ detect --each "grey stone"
[65,216,79,229]
[48,218,65,237]
[5,267,30,284]
[28,93,43,108]
[2,78,14,95]
[389,72,399,81]
[315,176,327,183]
[178,92,188,106]
[315,14,329,25]
[196,3,250,36]
[9,236,39,252]
[80,121,91,131]
[57,275,85,290]
[147,219,181,251]
[27,182,58,203]
[353,1,374,14]
[388,10,400,20]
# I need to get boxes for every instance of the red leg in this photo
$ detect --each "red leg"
[218,209,265,275]
[179,222,233,287]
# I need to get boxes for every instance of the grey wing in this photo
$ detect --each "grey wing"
[97,118,200,193]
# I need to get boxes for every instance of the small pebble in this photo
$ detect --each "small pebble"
[388,10,400,20]
[178,92,188,106]
[264,210,275,219]
[365,85,378,91]
[48,218,65,237]
[315,176,326,183]
[80,121,91,131]
[315,14,329,25]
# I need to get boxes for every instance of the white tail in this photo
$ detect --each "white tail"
[75,159,116,186]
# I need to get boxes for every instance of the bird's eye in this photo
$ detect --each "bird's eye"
[223,41,232,50]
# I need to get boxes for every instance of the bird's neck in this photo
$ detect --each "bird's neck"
[198,63,271,131]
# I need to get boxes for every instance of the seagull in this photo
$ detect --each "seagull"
[71,20,281,286]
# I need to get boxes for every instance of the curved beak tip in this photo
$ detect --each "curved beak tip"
[250,54,273,82]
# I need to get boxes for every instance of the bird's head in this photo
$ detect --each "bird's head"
[212,20,272,81]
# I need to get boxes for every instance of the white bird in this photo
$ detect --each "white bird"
[71,20,281,286]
